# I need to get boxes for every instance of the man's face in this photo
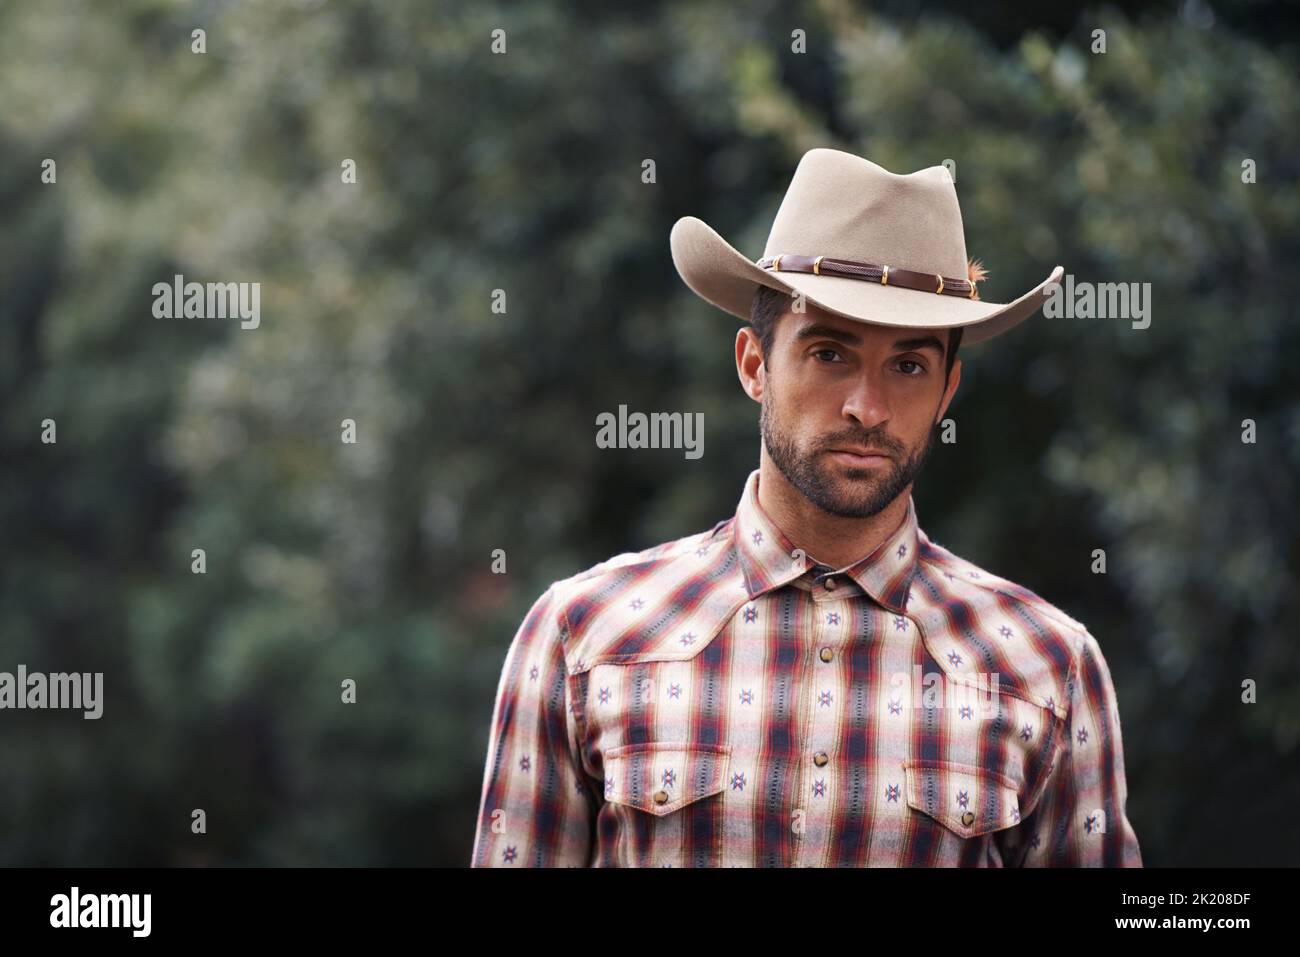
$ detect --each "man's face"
[744,304,962,518]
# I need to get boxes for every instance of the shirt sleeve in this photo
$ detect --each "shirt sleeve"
[470,584,596,867]
[1020,631,1143,867]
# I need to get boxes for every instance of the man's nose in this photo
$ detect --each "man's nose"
[840,372,891,428]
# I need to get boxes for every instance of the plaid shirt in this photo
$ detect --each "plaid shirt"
[471,469,1142,867]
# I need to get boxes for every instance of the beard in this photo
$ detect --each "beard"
[760,382,935,519]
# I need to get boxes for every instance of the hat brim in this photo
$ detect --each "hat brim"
[670,216,1063,346]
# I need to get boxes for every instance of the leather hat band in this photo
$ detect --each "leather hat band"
[756,253,979,300]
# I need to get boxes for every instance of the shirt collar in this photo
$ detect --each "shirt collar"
[732,468,920,614]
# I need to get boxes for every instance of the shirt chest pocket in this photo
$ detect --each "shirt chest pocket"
[602,742,731,816]
[903,759,1021,838]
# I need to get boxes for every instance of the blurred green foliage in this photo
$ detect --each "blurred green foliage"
[0,0,1296,865]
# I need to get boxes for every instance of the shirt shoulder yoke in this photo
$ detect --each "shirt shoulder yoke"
[917,531,1091,639]
[551,517,733,593]
[546,517,742,673]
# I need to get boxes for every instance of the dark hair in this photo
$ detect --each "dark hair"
[748,284,962,379]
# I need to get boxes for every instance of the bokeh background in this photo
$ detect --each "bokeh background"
[1,0,1297,866]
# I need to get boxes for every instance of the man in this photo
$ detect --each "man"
[471,148,1142,867]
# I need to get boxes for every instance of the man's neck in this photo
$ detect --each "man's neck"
[755,452,912,570]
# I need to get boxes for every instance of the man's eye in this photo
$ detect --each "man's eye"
[897,359,926,376]
[813,349,843,362]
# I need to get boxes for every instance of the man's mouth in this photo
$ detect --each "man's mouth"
[827,447,892,466]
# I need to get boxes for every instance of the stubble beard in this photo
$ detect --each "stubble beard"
[759,375,936,519]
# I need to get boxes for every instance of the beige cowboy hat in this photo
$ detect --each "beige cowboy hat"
[670,148,1064,345]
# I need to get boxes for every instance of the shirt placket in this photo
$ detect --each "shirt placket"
[793,569,850,867]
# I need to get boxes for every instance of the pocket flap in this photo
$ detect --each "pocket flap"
[903,759,1021,837]
[602,743,732,816]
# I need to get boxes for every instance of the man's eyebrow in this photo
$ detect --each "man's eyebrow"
[891,335,946,356]
[792,323,864,346]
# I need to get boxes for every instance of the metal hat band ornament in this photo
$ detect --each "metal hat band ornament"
[756,253,989,301]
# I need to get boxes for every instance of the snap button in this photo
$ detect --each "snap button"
[961,810,975,827]
[819,647,833,663]
[813,750,829,767]
[823,577,837,590]
[653,790,670,805]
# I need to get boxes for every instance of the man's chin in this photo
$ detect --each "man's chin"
[807,469,893,513]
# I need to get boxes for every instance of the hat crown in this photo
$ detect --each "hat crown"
[762,149,969,279]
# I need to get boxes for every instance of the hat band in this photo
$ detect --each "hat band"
[756,253,979,300]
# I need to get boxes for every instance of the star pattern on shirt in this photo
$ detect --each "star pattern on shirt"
[886,783,900,802]
[1076,726,1088,745]
[598,687,610,704]
[661,768,676,788]
[730,772,746,791]
[519,755,531,772]
[999,625,1014,638]
[888,698,902,715]
[679,631,697,646]
[826,612,841,625]
[894,616,909,631]
[956,788,970,809]
[1020,723,1034,741]
[947,650,963,666]
[529,665,539,680]
[668,683,681,699]
[813,779,826,797]
[819,690,833,707]
[959,705,973,720]
[739,688,753,704]
[502,846,517,864]
[628,598,644,610]
[1085,813,1100,834]
[743,605,757,623]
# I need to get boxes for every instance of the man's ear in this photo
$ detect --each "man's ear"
[936,356,962,423]
[736,327,765,403]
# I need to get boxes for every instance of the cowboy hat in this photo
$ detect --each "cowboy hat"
[670,148,1063,346]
